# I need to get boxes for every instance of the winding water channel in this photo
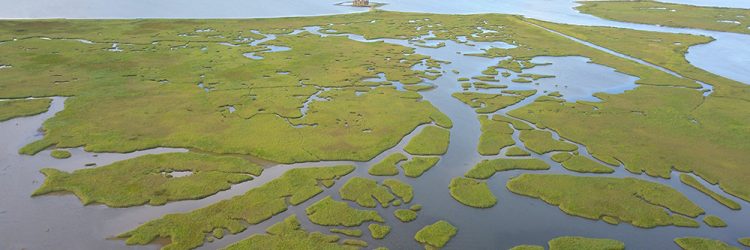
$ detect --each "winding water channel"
[1,1,749,249]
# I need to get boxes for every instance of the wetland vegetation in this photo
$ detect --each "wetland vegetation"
[0,98,51,121]
[577,0,750,35]
[507,174,704,228]
[34,152,263,207]
[2,7,749,250]
[414,220,457,249]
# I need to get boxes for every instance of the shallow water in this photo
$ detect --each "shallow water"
[2,26,749,249]
[2,1,749,250]
[2,0,747,84]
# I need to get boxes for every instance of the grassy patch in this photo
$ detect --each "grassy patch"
[576,0,750,35]
[394,209,418,222]
[509,84,750,201]
[404,126,451,155]
[33,152,263,207]
[550,152,572,163]
[0,98,51,121]
[548,236,624,250]
[50,149,71,159]
[519,130,578,154]
[3,23,449,164]
[492,114,533,130]
[449,177,497,208]
[679,174,740,210]
[306,196,383,227]
[330,228,363,237]
[410,204,423,211]
[223,215,358,250]
[515,20,750,202]
[383,178,413,203]
[340,177,395,208]
[342,239,368,247]
[465,158,549,179]
[507,174,704,228]
[560,155,614,174]
[414,220,457,249]
[511,77,532,83]
[474,82,507,89]
[119,165,354,250]
[702,215,727,228]
[674,237,739,250]
[739,238,750,247]
[401,156,440,178]
[369,153,407,176]
[518,73,554,80]
[510,245,544,250]
[452,92,529,113]
[505,146,530,157]
[368,224,391,239]
[478,115,515,155]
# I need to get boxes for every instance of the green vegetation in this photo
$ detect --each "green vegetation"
[0,98,51,121]
[505,146,530,156]
[478,115,515,155]
[404,126,451,155]
[369,153,407,176]
[674,237,739,250]
[414,220,457,249]
[394,209,418,222]
[511,77,532,83]
[474,82,507,89]
[50,149,71,159]
[401,156,440,178]
[404,84,436,92]
[410,204,423,211]
[340,177,395,208]
[519,130,577,154]
[472,75,499,82]
[482,67,499,75]
[492,115,533,130]
[330,228,363,237]
[119,165,354,250]
[492,58,543,73]
[702,215,727,227]
[465,158,549,179]
[509,245,544,250]
[518,20,750,202]
[368,224,391,239]
[739,238,750,247]
[577,0,750,35]
[3,19,451,165]
[679,174,740,210]
[306,196,384,226]
[33,152,263,207]
[507,174,704,228]
[452,92,529,113]
[5,10,750,248]
[560,155,614,174]
[550,152,572,163]
[518,73,554,80]
[449,177,497,208]
[548,236,625,250]
[342,239,368,247]
[223,215,358,250]
[383,178,413,203]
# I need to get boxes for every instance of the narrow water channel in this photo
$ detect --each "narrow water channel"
[2,25,748,249]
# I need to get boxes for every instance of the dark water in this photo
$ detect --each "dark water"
[1,1,749,250]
